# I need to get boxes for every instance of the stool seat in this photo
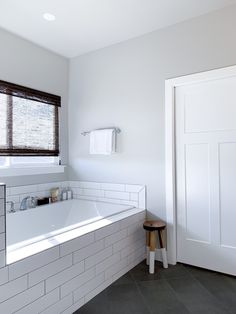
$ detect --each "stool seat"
[143,220,168,274]
[143,220,166,231]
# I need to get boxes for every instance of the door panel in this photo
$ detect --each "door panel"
[219,143,236,249]
[185,144,210,243]
[176,76,236,275]
[184,77,236,133]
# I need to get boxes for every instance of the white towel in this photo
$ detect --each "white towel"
[89,129,115,155]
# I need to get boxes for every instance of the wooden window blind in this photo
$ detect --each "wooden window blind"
[0,80,60,156]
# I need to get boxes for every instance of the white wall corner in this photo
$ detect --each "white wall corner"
[138,187,146,209]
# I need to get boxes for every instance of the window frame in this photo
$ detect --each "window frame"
[0,80,61,157]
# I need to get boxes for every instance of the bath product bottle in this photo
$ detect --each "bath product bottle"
[67,190,72,200]
[62,190,67,201]
[50,187,60,203]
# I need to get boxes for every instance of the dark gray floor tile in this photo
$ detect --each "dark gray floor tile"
[112,272,134,286]
[76,283,150,314]
[129,260,162,281]
[137,279,190,314]
[75,261,236,314]
[105,283,151,314]
[184,264,236,313]
[167,276,230,314]
[75,290,109,314]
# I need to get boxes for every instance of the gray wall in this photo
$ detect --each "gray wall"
[68,5,236,220]
[0,28,69,186]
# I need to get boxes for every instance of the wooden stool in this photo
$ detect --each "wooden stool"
[143,220,168,274]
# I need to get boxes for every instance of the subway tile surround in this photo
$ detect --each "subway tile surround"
[6,181,146,211]
[0,181,146,313]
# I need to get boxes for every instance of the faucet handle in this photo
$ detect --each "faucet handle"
[6,201,16,213]
[30,197,37,208]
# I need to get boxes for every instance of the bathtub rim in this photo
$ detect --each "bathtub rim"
[6,207,146,265]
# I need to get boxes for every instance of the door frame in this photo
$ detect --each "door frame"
[165,64,236,265]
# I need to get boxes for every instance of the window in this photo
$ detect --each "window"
[0,80,60,160]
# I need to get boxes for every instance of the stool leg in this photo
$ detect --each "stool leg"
[149,231,156,274]
[158,229,168,269]
[146,232,150,265]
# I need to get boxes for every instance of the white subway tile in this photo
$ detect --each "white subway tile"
[46,260,84,293]
[73,273,104,302]
[95,222,120,240]
[73,239,104,264]
[29,254,73,287]
[105,228,127,247]
[0,266,8,285]
[6,195,20,204]
[15,288,60,314]
[120,200,138,207]
[0,275,27,303]
[120,214,141,229]
[113,230,144,254]
[130,193,139,201]
[10,185,37,195]
[69,181,81,188]
[113,236,132,253]
[37,182,61,192]
[96,197,123,204]
[9,246,59,280]
[6,188,10,197]
[112,265,131,283]
[60,232,94,256]
[72,187,84,195]
[0,282,44,314]
[0,250,6,268]
[101,183,125,191]
[125,184,143,193]
[61,267,95,298]
[85,246,112,270]
[128,223,145,237]
[83,189,105,197]
[105,191,129,200]
[75,195,97,201]
[121,238,145,259]
[105,257,128,280]
[0,232,5,250]
[79,182,101,190]
[61,297,85,314]
[96,252,120,275]
[138,187,146,209]
[127,246,145,265]
[40,294,73,314]
[85,277,112,304]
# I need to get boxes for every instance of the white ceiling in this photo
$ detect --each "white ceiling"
[0,0,235,58]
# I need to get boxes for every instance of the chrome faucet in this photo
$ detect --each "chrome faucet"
[6,201,15,213]
[20,196,31,210]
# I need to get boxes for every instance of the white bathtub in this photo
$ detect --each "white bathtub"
[6,199,134,253]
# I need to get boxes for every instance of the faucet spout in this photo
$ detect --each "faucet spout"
[20,196,31,210]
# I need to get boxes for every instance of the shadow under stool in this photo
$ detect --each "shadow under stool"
[143,220,168,274]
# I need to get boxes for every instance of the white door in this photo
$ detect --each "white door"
[176,74,236,275]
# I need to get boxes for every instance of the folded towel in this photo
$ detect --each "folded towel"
[89,129,115,155]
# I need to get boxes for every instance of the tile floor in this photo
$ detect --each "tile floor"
[75,260,236,314]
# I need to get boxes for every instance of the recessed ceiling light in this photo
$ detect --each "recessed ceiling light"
[43,13,56,22]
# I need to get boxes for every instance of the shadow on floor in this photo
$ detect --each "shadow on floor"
[74,260,236,314]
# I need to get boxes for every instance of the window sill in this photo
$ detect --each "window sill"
[0,165,66,177]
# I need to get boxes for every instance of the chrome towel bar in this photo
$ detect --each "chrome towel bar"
[81,127,121,136]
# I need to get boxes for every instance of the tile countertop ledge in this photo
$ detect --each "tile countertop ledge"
[0,165,66,177]
[7,207,146,264]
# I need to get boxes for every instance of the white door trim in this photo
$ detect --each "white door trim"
[165,64,236,265]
